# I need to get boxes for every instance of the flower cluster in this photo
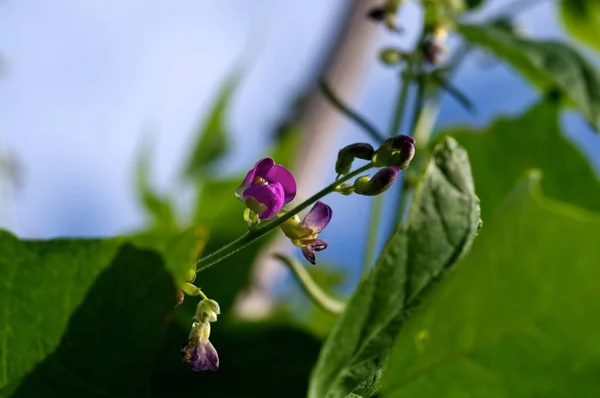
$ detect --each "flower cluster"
[235,134,415,265]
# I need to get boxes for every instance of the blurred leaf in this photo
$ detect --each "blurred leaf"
[184,72,239,178]
[153,321,322,398]
[135,138,177,231]
[442,100,600,221]
[560,0,600,52]
[381,173,600,397]
[457,23,600,132]
[0,229,198,397]
[308,138,481,398]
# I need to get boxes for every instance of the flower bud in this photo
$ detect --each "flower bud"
[379,48,404,66]
[373,135,415,169]
[335,143,375,175]
[194,299,221,323]
[353,167,400,196]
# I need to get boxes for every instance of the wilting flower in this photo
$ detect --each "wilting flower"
[236,158,297,219]
[280,201,333,264]
[181,321,219,371]
[354,166,400,196]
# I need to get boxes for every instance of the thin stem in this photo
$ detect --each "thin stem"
[319,80,386,143]
[389,68,412,136]
[195,162,375,272]
[273,253,345,315]
[362,194,384,277]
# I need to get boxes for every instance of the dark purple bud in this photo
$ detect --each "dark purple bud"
[336,143,375,175]
[300,238,328,265]
[354,167,400,196]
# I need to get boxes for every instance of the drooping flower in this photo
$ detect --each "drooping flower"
[236,158,297,219]
[181,298,221,371]
[280,201,333,264]
[181,321,219,371]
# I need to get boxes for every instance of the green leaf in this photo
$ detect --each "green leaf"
[308,137,481,398]
[184,72,239,178]
[442,100,600,221]
[560,0,600,52]
[457,23,600,132]
[0,229,198,396]
[381,173,600,397]
[134,138,177,231]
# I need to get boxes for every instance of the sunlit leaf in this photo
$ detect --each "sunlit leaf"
[381,173,600,397]
[442,100,600,221]
[560,0,600,52]
[0,229,199,397]
[458,23,600,132]
[308,138,481,398]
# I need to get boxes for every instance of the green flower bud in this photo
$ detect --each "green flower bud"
[379,48,403,66]
[194,299,220,323]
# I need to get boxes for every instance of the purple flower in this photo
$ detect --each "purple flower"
[181,322,219,371]
[236,158,297,219]
[281,201,333,264]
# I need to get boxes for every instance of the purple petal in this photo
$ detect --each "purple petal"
[301,202,332,233]
[235,158,275,199]
[300,238,328,265]
[301,247,316,265]
[265,164,296,203]
[182,340,219,371]
[253,158,275,178]
[243,182,285,219]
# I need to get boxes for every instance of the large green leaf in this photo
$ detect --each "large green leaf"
[184,72,239,178]
[457,23,600,132]
[308,138,481,398]
[560,0,600,52]
[0,229,199,397]
[442,100,600,220]
[381,173,600,397]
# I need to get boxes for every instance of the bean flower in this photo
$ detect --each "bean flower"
[280,201,333,264]
[236,158,297,219]
[181,299,220,371]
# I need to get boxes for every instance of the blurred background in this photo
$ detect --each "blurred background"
[0,0,599,307]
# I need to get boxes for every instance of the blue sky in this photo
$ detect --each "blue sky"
[0,0,598,277]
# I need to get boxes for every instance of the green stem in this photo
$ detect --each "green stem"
[195,162,375,272]
[362,194,384,276]
[319,80,386,143]
[389,68,412,136]
[273,253,345,315]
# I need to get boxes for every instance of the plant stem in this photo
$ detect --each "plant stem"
[389,68,412,136]
[273,253,345,315]
[362,194,384,276]
[319,80,385,143]
[195,162,375,272]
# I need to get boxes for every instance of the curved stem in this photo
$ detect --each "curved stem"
[389,68,412,136]
[362,194,384,277]
[319,80,385,143]
[195,162,375,272]
[273,253,345,315]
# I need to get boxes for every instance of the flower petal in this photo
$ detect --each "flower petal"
[253,158,276,178]
[265,164,296,203]
[301,202,332,233]
[301,247,316,265]
[235,158,275,199]
[243,182,285,219]
[182,340,219,371]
